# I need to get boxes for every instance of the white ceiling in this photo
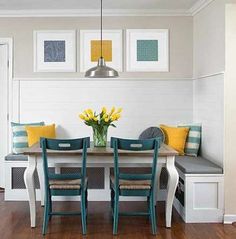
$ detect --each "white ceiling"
[0,0,200,10]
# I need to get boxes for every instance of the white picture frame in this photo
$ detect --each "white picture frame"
[34,30,76,72]
[126,29,169,72]
[80,30,122,72]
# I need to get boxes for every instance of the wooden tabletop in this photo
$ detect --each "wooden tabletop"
[23,143,178,157]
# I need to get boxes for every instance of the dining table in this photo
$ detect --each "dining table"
[23,142,179,228]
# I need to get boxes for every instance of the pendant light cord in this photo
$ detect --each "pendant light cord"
[100,0,103,58]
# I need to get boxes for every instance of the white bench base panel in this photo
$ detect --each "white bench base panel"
[173,169,224,223]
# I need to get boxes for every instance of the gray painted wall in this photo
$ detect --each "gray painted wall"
[0,16,193,78]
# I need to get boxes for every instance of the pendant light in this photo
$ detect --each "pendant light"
[85,0,119,78]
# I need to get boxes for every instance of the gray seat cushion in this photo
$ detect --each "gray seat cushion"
[5,154,28,161]
[175,156,223,174]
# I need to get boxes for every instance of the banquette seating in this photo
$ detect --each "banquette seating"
[4,126,224,223]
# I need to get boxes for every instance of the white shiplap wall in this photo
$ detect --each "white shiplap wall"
[193,73,224,167]
[15,79,193,140]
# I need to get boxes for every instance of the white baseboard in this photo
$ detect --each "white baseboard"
[224,214,236,224]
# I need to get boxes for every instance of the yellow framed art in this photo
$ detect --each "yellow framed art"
[80,30,123,72]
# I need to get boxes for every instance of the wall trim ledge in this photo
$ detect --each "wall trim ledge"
[12,77,193,82]
[193,71,225,80]
[13,73,226,81]
[224,214,236,224]
[0,9,191,17]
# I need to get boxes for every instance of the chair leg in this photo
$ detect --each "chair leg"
[42,193,50,235]
[85,189,88,210]
[85,189,88,224]
[49,192,52,221]
[150,194,157,235]
[147,196,151,222]
[149,196,154,234]
[111,188,115,212]
[113,192,119,235]
[81,191,87,235]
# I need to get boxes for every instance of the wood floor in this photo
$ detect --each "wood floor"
[0,192,235,239]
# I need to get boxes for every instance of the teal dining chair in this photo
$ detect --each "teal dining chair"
[40,137,90,235]
[110,137,161,235]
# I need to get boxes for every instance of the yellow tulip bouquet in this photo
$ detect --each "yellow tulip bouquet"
[79,107,122,147]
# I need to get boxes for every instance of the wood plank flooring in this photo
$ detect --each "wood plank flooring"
[0,192,235,239]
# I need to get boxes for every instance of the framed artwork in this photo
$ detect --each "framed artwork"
[80,30,122,72]
[126,29,169,72]
[34,30,76,72]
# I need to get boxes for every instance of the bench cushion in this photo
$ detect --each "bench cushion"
[5,154,28,161]
[175,156,223,174]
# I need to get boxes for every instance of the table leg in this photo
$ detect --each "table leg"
[166,156,179,228]
[24,155,37,228]
[36,158,45,207]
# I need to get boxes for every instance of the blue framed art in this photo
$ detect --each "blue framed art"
[34,30,76,72]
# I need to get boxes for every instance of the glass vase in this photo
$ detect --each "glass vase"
[93,126,108,147]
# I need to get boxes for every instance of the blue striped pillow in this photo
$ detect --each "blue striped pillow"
[11,122,45,154]
[178,124,201,157]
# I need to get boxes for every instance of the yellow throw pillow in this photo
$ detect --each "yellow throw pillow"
[25,124,56,147]
[160,124,189,155]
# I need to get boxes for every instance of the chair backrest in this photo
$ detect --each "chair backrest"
[40,137,90,189]
[110,137,161,190]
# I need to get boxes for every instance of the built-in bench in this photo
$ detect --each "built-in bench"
[174,156,224,223]
[4,153,224,223]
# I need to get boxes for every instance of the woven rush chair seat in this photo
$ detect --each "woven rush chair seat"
[110,175,151,190]
[49,178,88,190]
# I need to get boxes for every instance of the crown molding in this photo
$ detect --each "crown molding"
[190,0,215,16]
[0,1,215,18]
[0,8,191,17]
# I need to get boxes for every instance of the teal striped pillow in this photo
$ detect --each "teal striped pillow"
[178,124,201,157]
[11,122,44,154]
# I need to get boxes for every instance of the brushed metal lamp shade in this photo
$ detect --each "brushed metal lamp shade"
[85,0,119,78]
[85,57,119,78]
